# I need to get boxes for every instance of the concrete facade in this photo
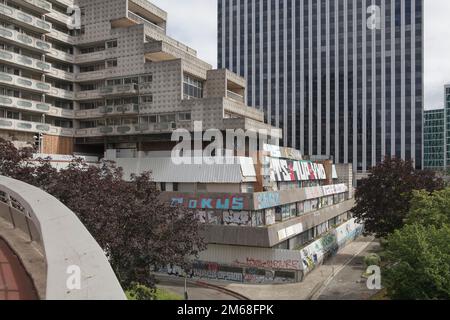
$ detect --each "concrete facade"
[0,0,279,155]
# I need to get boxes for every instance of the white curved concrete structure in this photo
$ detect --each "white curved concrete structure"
[0,175,126,300]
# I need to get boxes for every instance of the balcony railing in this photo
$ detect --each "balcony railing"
[0,49,50,72]
[47,47,75,63]
[0,72,51,93]
[0,3,51,33]
[0,117,74,136]
[0,26,50,52]
[227,90,245,103]
[100,84,139,96]
[18,0,52,12]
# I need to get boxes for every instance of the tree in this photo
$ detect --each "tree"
[352,157,444,238]
[0,138,205,291]
[405,188,450,228]
[383,224,450,300]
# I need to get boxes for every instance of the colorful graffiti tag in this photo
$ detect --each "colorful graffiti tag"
[270,158,327,182]
[171,194,247,210]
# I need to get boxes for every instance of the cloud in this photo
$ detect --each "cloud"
[151,0,217,67]
[151,0,450,110]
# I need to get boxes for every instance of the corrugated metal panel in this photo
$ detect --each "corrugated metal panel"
[114,158,249,183]
[239,157,256,177]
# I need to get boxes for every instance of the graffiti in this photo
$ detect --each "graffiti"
[192,262,243,283]
[298,219,364,275]
[223,211,251,226]
[171,194,246,210]
[255,192,280,210]
[217,271,243,282]
[270,158,327,182]
[265,209,276,226]
[234,258,301,271]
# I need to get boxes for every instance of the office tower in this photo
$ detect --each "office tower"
[423,108,446,170]
[218,0,424,174]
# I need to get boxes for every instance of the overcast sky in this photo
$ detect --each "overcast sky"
[152,0,450,110]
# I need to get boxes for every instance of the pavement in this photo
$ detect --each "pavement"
[0,238,38,300]
[316,240,381,300]
[156,275,240,300]
[193,236,377,300]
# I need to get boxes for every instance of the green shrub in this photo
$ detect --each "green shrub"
[126,283,183,301]
[364,253,381,267]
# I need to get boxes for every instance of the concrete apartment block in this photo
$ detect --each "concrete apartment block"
[0,0,278,155]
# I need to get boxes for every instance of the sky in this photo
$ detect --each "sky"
[151,0,450,110]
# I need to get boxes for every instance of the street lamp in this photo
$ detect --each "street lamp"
[184,271,189,300]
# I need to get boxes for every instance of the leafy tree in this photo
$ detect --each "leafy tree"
[383,224,450,300]
[405,188,450,228]
[0,138,205,291]
[352,157,444,238]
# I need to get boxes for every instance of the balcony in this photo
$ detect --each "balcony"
[75,122,180,137]
[47,67,75,81]
[0,95,50,114]
[46,47,75,63]
[0,3,51,34]
[74,108,104,119]
[75,70,107,82]
[47,86,74,99]
[15,0,52,13]
[46,9,70,25]
[0,49,50,73]
[100,84,139,96]
[75,50,106,64]
[0,118,74,137]
[226,90,245,104]
[47,29,77,45]
[0,72,51,93]
[0,26,50,53]
[75,89,102,100]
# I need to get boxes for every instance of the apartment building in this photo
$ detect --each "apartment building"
[0,0,279,155]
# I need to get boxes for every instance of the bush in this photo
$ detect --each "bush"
[364,253,381,267]
[126,283,182,301]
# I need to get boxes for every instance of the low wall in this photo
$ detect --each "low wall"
[0,175,126,300]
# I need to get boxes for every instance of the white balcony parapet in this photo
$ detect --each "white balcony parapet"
[0,175,126,300]
[0,49,50,72]
[0,26,50,53]
[47,47,75,63]
[16,0,52,13]
[48,67,75,81]
[47,28,77,45]
[0,72,51,93]
[0,3,51,33]
[47,86,74,99]
[0,117,74,137]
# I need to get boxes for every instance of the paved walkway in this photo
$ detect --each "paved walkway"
[316,240,381,300]
[205,236,376,300]
[0,238,38,300]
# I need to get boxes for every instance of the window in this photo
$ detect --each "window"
[106,59,117,68]
[141,95,153,103]
[183,74,204,99]
[106,40,118,49]
[124,77,138,84]
[141,74,153,83]
[178,112,191,121]
[159,114,176,123]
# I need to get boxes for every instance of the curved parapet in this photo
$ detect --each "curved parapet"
[0,175,126,300]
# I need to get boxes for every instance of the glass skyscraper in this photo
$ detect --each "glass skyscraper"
[218,0,424,172]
